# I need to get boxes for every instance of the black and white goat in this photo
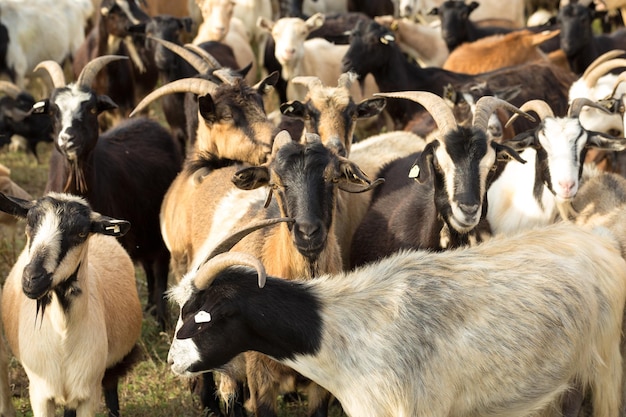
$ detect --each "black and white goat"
[35,56,183,330]
[486,97,626,235]
[167,219,626,417]
[0,192,142,417]
[350,92,527,268]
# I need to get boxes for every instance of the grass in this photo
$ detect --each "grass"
[0,141,348,417]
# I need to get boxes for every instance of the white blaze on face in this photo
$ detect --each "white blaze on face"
[53,86,91,153]
[168,313,203,376]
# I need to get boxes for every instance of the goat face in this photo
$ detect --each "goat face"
[143,16,193,71]
[430,1,478,51]
[342,20,396,81]
[0,193,129,302]
[557,3,594,58]
[419,128,498,233]
[197,0,235,42]
[46,86,117,161]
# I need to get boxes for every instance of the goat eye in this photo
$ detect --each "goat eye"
[90,107,97,115]
[78,232,88,238]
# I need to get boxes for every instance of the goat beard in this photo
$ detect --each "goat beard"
[64,160,88,194]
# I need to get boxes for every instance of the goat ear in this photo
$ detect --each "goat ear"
[96,95,118,114]
[198,95,217,123]
[255,71,279,94]
[305,13,325,31]
[31,99,48,115]
[411,141,437,184]
[428,7,439,15]
[336,158,385,193]
[91,216,131,237]
[0,192,31,219]
[502,130,538,152]
[586,132,626,151]
[257,16,274,32]
[280,100,307,118]
[232,166,270,190]
[356,97,386,119]
[237,63,253,79]
[468,1,480,13]
[492,141,526,164]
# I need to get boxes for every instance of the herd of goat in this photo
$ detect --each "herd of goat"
[3,0,626,416]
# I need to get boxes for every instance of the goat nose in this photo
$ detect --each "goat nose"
[458,203,479,217]
[559,180,575,193]
[295,222,320,241]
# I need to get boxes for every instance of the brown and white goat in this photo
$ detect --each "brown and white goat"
[0,192,142,417]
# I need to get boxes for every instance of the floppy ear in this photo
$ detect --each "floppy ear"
[409,141,437,184]
[91,215,131,237]
[502,130,539,152]
[0,192,31,219]
[232,166,270,190]
[336,157,384,193]
[492,141,526,164]
[96,94,118,114]
[280,100,307,119]
[356,97,386,119]
[586,131,626,151]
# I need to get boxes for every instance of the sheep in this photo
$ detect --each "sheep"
[486,98,626,236]
[0,81,53,162]
[0,0,93,88]
[186,131,382,417]
[374,15,449,68]
[442,29,561,74]
[341,19,576,131]
[349,92,527,268]
[0,191,142,417]
[36,56,183,330]
[557,1,626,75]
[168,218,626,417]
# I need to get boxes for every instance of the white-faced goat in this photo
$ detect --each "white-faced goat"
[486,98,626,235]
[168,220,626,417]
[350,92,528,268]
[0,192,142,417]
[35,56,183,330]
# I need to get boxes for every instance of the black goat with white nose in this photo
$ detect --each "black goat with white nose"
[35,55,183,330]
[0,192,143,417]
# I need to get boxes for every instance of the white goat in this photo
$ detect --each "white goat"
[168,220,626,417]
[0,192,143,417]
[486,98,626,235]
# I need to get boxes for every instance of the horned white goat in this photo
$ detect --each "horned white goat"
[168,220,626,417]
[0,192,143,417]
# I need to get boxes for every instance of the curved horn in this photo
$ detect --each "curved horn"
[291,76,323,90]
[474,96,535,131]
[609,71,626,99]
[194,252,268,289]
[129,78,219,117]
[76,55,129,89]
[183,43,222,70]
[204,217,295,261]
[581,49,626,80]
[271,130,293,156]
[583,58,626,89]
[375,91,457,134]
[34,60,67,88]
[148,36,212,73]
[568,97,611,118]
[504,99,552,128]
[0,81,22,99]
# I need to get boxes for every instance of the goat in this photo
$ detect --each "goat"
[442,29,561,74]
[0,81,53,162]
[347,0,395,18]
[0,0,93,88]
[398,0,526,27]
[36,56,183,330]
[350,92,527,268]
[168,219,626,417]
[341,19,576,131]
[186,131,381,417]
[486,98,626,235]
[0,192,142,417]
[557,1,626,74]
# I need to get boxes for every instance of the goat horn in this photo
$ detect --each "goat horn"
[183,43,222,70]
[194,252,268,289]
[338,72,358,90]
[148,36,212,73]
[77,55,129,89]
[291,76,323,90]
[34,60,67,89]
[0,81,22,99]
[203,217,295,261]
[129,78,219,117]
[474,96,535,131]
[213,68,240,85]
[505,99,552,128]
[568,97,611,118]
[581,49,626,80]
[271,130,293,156]
[583,58,626,89]
[609,71,626,98]
[375,91,456,135]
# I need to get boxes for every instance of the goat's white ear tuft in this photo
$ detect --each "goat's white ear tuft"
[194,311,212,323]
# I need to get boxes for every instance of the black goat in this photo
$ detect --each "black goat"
[37,56,183,331]
[350,92,526,268]
[557,1,626,75]
[341,19,576,131]
[428,0,514,52]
